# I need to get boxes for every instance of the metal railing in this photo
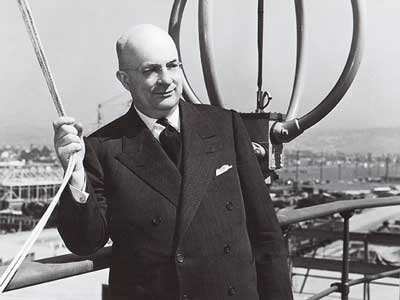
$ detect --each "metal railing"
[291,226,400,300]
[2,196,400,299]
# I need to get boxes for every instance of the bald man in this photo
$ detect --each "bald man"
[54,24,293,300]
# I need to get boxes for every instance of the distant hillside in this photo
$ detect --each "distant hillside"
[1,124,400,154]
[0,124,52,147]
[286,127,400,154]
[0,122,96,148]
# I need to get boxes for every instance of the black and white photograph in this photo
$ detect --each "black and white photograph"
[1,1,400,299]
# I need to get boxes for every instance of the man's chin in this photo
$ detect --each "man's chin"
[155,94,180,108]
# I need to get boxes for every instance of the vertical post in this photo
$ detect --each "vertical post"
[339,210,354,300]
[363,237,369,300]
[256,0,265,112]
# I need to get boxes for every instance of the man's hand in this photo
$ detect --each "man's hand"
[53,117,86,189]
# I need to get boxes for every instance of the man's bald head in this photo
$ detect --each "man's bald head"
[115,24,183,119]
[116,24,178,70]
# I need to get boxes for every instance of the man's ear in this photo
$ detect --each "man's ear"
[116,70,131,91]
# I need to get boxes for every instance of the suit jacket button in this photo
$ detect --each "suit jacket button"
[182,294,189,300]
[151,216,162,226]
[226,201,234,211]
[224,244,231,254]
[228,286,236,296]
[176,253,185,263]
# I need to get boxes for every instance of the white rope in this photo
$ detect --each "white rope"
[0,157,75,293]
[16,0,65,116]
[0,0,77,292]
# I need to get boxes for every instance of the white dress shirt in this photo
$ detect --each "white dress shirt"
[70,105,181,203]
[135,104,181,140]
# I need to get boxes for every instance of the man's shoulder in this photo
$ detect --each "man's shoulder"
[86,113,127,141]
[186,102,235,119]
[187,102,246,131]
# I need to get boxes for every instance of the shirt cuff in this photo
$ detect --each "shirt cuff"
[69,178,89,203]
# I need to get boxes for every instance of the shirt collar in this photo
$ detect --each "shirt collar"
[134,105,180,132]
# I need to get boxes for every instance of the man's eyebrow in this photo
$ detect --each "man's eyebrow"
[141,59,179,68]
[141,62,157,68]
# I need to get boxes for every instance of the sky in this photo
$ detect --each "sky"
[1,0,400,145]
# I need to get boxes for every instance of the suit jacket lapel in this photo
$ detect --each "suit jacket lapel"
[178,101,220,239]
[115,108,181,207]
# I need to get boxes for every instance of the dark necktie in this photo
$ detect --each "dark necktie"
[157,118,181,166]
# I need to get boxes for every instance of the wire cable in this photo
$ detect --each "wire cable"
[0,0,76,293]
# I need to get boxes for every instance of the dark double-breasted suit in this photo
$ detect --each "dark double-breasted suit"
[58,100,293,300]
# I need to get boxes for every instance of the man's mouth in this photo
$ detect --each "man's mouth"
[153,88,175,97]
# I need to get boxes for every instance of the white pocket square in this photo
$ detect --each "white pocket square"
[216,164,233,176]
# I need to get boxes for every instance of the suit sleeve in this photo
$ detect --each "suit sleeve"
[231,111,293,300]
[57,137,109,255]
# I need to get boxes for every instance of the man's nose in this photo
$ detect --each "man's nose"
[157,67,173,85]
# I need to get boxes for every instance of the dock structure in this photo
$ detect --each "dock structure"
[0,164,62,232]
[0,164,62,209]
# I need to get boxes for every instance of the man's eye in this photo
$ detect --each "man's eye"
[167,62,180,70]
[142,67,157,75]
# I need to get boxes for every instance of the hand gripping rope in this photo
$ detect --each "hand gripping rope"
[0,0,77,293]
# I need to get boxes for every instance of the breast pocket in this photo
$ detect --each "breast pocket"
[212,164,241,199]
[198,164,247,234]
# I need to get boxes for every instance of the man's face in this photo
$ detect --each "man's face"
[120,40,183,119]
